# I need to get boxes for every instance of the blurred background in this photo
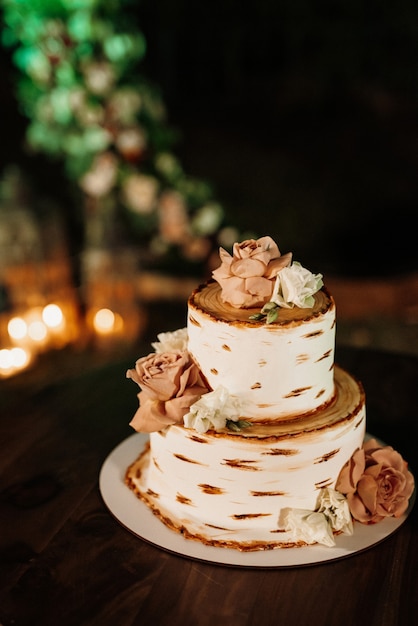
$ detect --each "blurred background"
[0,0,417,381]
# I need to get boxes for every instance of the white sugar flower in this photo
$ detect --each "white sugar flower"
[151,328,188,353]
[316,488,353,535]
[271,262,323,309]
[184,385,242,434]
[279,508,335,547]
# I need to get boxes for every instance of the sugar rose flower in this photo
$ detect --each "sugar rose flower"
[212,236,292,308]
[126,351,208,433]
[336,439,415,524]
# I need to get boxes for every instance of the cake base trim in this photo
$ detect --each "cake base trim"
[100,432,415,566]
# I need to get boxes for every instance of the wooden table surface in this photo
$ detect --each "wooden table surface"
[1,308,417,626]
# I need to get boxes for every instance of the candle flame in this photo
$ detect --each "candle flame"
[42,304,64,328]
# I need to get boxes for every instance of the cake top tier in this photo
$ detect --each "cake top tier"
[189,280,332,326]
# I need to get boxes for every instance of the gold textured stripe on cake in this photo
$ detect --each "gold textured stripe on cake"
[250,490,286,497]
[198,484,225,495]
[258,359,267,367]
[222,459,260,471]
[188,314,201,327]
[314,448,340,463]
[355,415,365,429]
[251,382,262,389]
[210,368,219,375]
[315,388,326,398]
[204,523,231,531]
[262,448,299,456]
[176,493,193,505]
[152,457,161,472]
[188,434,209,444]
[296,354,309,363]
[146,488,159,498]
[231,512,271,520]
[222,344,231,351]
[316,349,332,362]
[284,386,312,398]
[303,329,324,339]
[173,453,203,465]
[315,478,333,489]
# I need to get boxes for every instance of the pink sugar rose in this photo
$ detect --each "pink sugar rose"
[336,439,415,524]
[212,236,292,308]
[126,351,209,433]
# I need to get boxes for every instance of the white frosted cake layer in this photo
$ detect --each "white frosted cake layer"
[126,366,366,551]
[187,282,336,421]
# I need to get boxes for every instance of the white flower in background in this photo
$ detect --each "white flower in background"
[68,87,86,112]
[50,87,73,124]
[108,89,142,123]
[316,488,353,535]
[192,203,224,236]
[115,126,147,160]
[184,385,242,433]
[83,61,115,95]
[279,508,336,547]
[27,49,51,84]
[80,152,118,197]
[151,328,188,353]
[271,262,323,309]
[122,174,158,214]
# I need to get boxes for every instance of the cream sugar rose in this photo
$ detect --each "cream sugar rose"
[125,236,415,551]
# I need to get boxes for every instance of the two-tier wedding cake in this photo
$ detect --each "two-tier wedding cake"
[124,237,414,551]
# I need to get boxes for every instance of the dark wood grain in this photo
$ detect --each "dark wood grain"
[1,340,417,626]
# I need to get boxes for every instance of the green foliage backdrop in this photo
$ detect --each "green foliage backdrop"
[2,0,247,275]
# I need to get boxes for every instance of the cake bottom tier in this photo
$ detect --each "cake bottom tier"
[125,366,366,551]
